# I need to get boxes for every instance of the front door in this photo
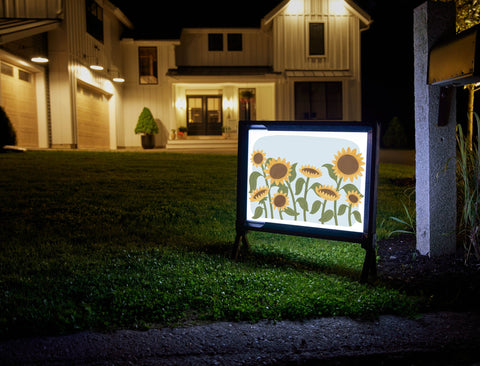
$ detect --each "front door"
[187,95,223,136]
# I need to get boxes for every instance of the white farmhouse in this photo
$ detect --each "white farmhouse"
[0,0,371,150]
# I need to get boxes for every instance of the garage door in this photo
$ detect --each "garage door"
[0,61,38,147]
[76,83,110,149]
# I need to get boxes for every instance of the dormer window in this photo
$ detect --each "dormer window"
[308,22,325,56]
[86,0,103,42]
[208,33,243,52]
[208,33,223,51]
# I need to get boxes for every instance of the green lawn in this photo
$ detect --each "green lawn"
[0,151,416,338]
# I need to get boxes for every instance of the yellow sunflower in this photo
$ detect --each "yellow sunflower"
[299,165,322,178]
[271,192,289,211]
[264,158,292,186]
[249,186,269,202]
[332,147,365,182]
[345,191,362,207]
[250,150,266,167]
[315,185,341,201]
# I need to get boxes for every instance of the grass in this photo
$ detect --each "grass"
[0,151,416,338]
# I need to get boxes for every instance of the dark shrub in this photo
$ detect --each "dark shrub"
[0,107,16,148]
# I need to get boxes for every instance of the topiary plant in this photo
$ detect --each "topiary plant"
[0,106,16,149]
[135,107,159,135]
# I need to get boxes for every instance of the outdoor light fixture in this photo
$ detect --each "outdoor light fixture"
[90,63,103,71]
[31,56,49,63]
[90,45,104,71]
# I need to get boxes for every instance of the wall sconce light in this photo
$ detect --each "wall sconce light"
[31,56,49,63]
[90,45,103,71]
[109,69,125,83]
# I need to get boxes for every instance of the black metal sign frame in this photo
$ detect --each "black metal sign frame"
[233,120,380,282]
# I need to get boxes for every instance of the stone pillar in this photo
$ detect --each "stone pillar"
[414,1,457,256]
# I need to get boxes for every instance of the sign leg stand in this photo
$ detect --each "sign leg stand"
[360,237,377,283]
[232,231,250,261]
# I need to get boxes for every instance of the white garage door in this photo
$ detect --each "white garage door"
[0,61,38,147]
[76,83,110,149]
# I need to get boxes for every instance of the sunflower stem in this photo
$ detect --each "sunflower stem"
[286,181,298,221]
[348,204,352,226]
[334,178,343,226]
[320,199,327,224]
[262,163,274,219]
[303,177,310,221]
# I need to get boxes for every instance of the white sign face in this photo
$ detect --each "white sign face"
[246,129,369,233]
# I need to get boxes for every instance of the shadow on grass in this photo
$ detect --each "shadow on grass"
[192,239,363,282]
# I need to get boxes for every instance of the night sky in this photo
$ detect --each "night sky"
[112,0,445,144]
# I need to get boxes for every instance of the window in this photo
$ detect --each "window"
[18,69,32,83]
[309,23,325,56]
[208,33,223,51]
[1,62,13,77]
[294,82,342,120]
[86,0,103,42]
[228,33,242,51]
[239,89,256,121]
[138,47,158,84]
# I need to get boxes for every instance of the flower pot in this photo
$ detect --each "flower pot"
[141,134,155,149]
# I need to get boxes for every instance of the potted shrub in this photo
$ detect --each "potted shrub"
[135,107,159,149]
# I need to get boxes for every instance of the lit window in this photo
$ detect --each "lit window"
[138,47,158,85]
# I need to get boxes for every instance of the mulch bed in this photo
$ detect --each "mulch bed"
[376,234,480,312]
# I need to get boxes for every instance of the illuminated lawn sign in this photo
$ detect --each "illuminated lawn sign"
[233,121,380,282]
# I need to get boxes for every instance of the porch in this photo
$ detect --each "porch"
[166,137,238,153]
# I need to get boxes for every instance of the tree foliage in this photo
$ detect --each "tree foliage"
[134,107,159,135]
[434,0,480,32]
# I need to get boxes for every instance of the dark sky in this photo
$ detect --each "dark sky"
[112,0,430,138]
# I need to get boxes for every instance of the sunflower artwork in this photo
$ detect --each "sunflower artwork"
[248,133,367,232]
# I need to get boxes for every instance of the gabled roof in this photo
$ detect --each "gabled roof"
[262,0,372,30]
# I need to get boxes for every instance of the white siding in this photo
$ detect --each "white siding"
[120,40,178,147]
[48,0,127,148]
[271,0,364,121]
[272,1,358,72]
[176,28,272,67]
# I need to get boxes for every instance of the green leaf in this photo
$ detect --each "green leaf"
[322,163,337,182]
[277,183,288,194]
[353,210,362,223]
[297,197,308,211]
[283,207,299,217]
[295,178,306,195]
[252,206,264,219]
[310,200,322,214]
[249,171,263,193]
[289,163,298,183]
[338,204,348,216]
[320,209,334,223]
[341,183,361,194]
